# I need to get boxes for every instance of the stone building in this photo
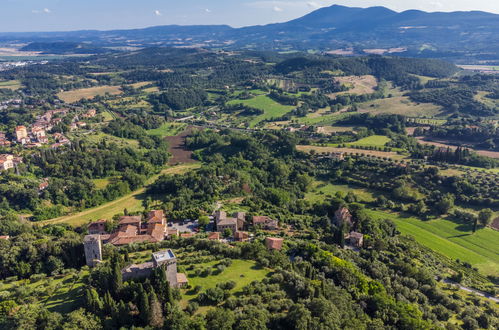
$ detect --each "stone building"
[84,234,102,267]
[333,207,353,227]
[121,249,187,288]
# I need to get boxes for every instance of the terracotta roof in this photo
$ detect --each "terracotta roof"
[147,210,165,224]
[180,233,194,238]
[234,231,249,240]
[217,217,237,226]
[88,219,106,228]
[147,223,165,241]
[0,235,10,240]
[176,273,188,284]
[208,232,220,240]
[253,216,271,224]
[265,237,284,250]
[118,216,142,226]
[108,235,159,246]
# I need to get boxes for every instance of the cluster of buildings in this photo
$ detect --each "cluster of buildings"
[87,210,170,247]
[83,209,286,286]
[0,108,96,149]
[215,211,279,234]
[0,154,22,171]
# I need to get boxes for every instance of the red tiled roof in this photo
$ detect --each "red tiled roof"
[119,216,141,226]
[180,233,194,238]
[147,210,165,223]
[147,223,165,241]
[234,231,249,240]
[253,216,270,224]
[208,232,220,240]
[265,237,284,250]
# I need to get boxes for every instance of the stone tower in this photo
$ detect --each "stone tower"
[84,234,102,267]
[152,249,178,287]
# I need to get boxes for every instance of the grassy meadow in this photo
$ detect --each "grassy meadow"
[146,123,187,137]
[180,259,271,310]
[57,85,122,103]
[365,209,499,276]
[227,95,294,127]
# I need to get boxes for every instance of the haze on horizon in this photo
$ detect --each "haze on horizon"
[1,0,498,33]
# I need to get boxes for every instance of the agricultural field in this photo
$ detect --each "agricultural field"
[475,91,499,108]
[415,138,499,159]
[365,209,499,276]
[57,85,122,103]
[357,95,444,117]
[227,95,294,127]
[0,79,22,90]
[305,181,374,203]
[180,259,271,309]
[146,123,187,137]
[296,145,407,160]
[332,75,377,96]
[349,135,391,147]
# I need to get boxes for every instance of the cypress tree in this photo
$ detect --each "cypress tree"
[148,291,164,328]
[138,284,150,325]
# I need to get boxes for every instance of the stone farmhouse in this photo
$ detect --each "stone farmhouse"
[215,211,245,233]
[252,216,279,230]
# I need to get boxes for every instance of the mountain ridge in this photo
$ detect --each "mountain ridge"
[1,4,498,62]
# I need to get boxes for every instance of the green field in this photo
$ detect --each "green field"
[0,79,22,90]
[92,178,112,189]
[146,123,187,137]
[305,181,375,203]
[349,135,391,147]
[227,95,294,127]
[180,259,271,308]
[365,209,499,276]
[84,132,140,148]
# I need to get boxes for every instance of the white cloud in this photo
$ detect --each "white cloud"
[307,2,321,9]
[32,8,51,14]
[205,8,212,13]
[154,10,162,16]
[429,1,444,9]
[273,6,284,12]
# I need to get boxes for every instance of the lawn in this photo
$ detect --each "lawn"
[57,85,122,103]
[349,135,391,147]
[0,79,22,90]
[227,95,294,127]
[38,163,200,227]
[147,123,187,137]
[305,181,375,203]
[365,209,499,276]
[180,259,271,308]
[92,178,112,189]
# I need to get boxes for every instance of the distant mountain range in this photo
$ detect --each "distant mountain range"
[1,5,498,62]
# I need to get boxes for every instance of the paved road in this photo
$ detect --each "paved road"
[443,279,499,303]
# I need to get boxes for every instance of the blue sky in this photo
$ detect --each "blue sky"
[1,0,498,32]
